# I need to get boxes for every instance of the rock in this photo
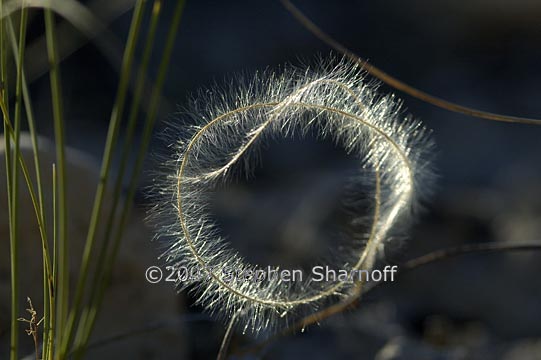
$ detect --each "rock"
[0,133,186,359]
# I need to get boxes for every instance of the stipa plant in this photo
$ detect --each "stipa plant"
[151,58,434,335]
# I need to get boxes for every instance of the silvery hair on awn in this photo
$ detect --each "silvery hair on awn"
[148,56,434,335]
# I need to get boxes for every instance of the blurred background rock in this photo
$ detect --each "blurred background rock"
[0,135,187,359]
[1,0,540,358]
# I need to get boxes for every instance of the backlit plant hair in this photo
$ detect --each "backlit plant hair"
[151,57,433,335]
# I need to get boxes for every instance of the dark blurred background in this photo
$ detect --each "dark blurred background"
[7,0,541,358]
[27,0,541,188]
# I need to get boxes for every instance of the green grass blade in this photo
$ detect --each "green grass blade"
[6,15,47,242]
[42,259,49,360]
[9,5,27,359]
[1,2,17,358]
[72,0,163,350]
[50,163,58,360]
[6,14,54,358]
[44,9,69,347]
[2,94,17,360]
[73,1,164,352]
[59,0,147,355]
[0,109,52,257]
[74,1,186,353]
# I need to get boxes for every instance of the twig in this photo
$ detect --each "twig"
[217,311,240,360]
[364,241,541,294]
[17,297,44,360]
[237,240,541,356]
[280,0,541,126]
